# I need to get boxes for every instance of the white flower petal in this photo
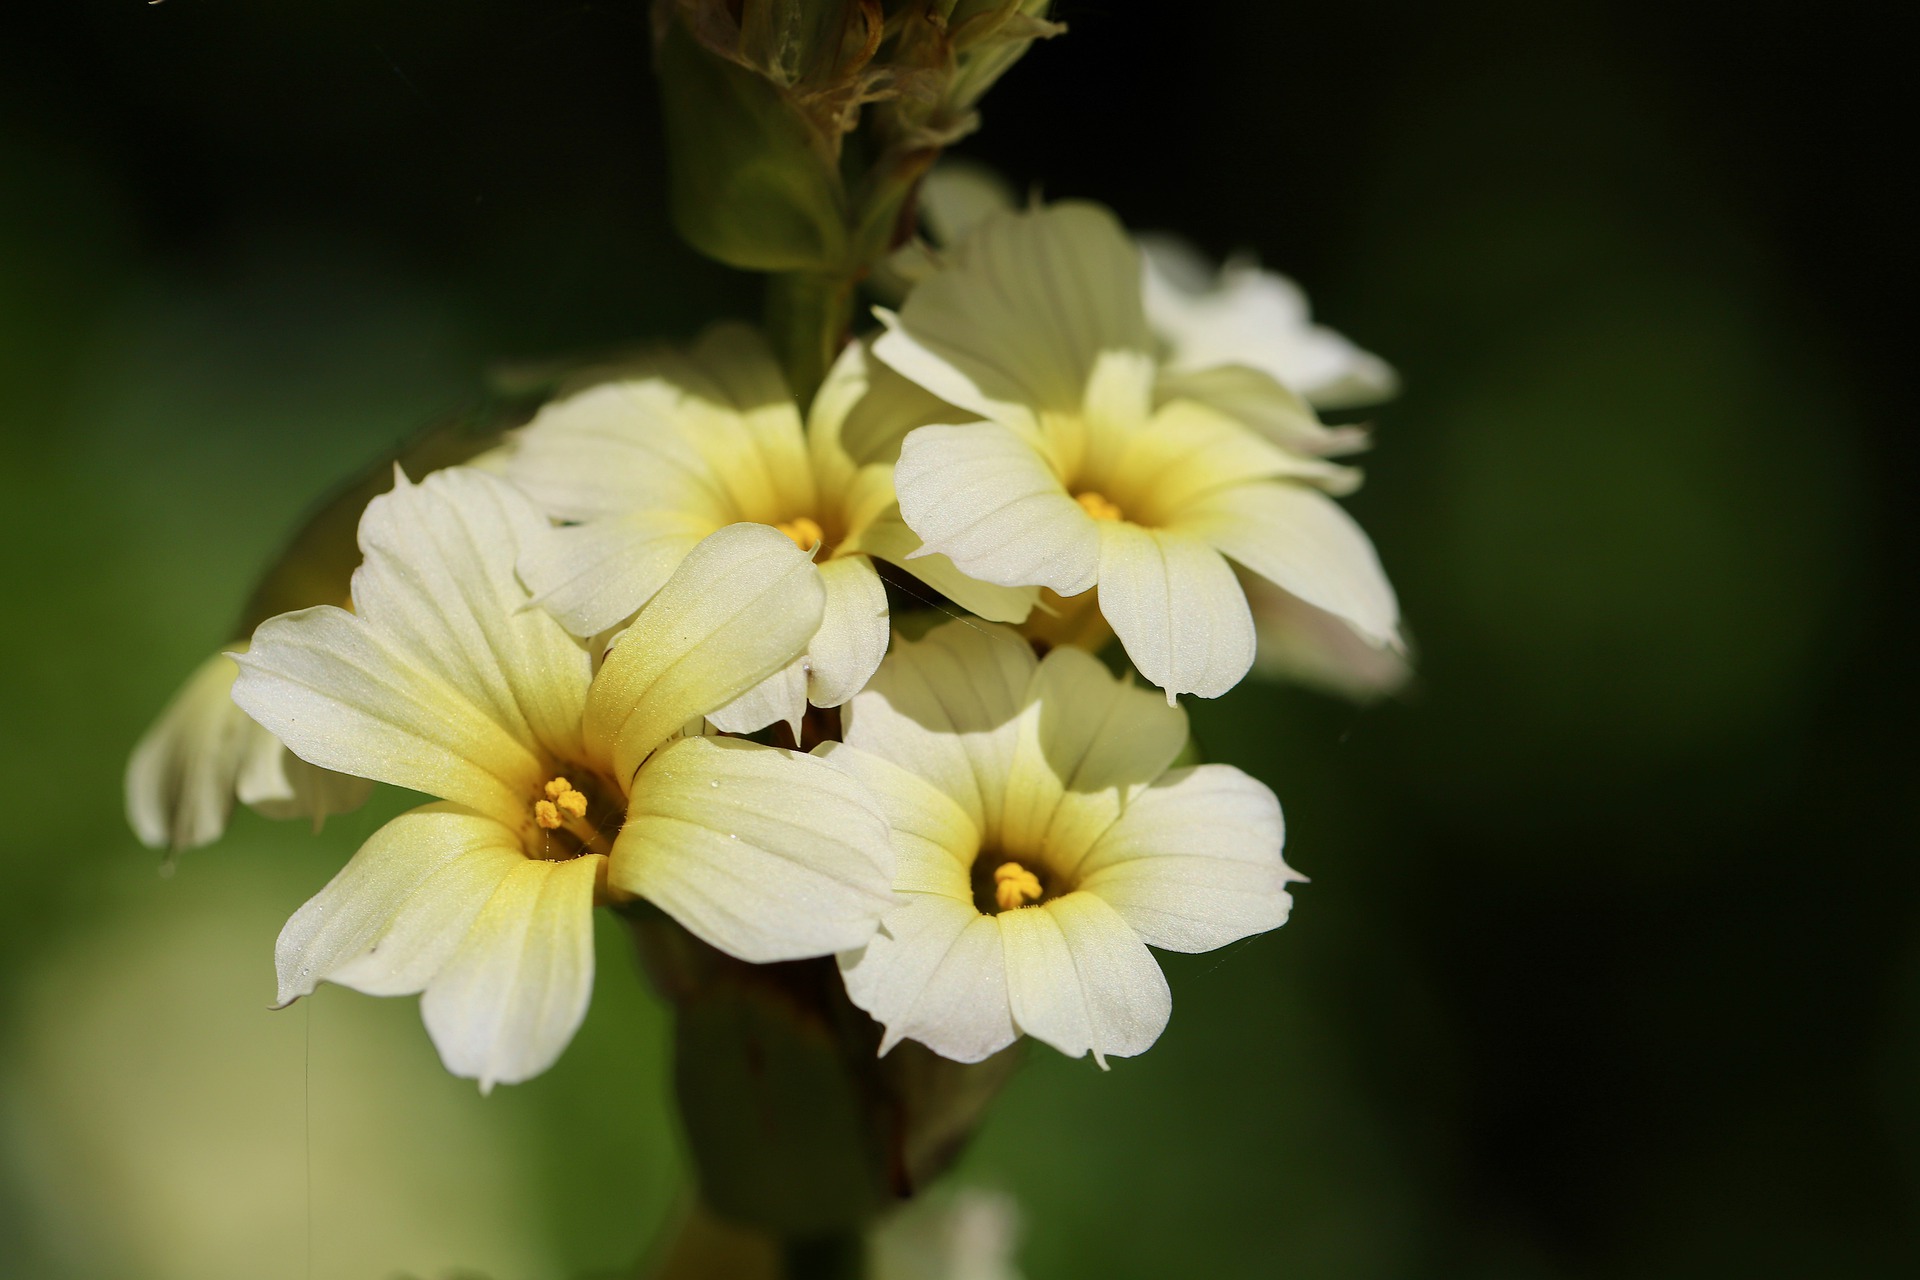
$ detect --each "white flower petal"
[1105,399,1358,524]
[1140,240,1399,410]
[653,323,816,518]
[1155,365,1371,458]
[999,892,1171,1066]
[129,651,369,848]
[810,337,974,478]
[509,323,812,526]
[1174,481,1400,647]
[234,604,544,827]
[814,743,977,897]
[233,470,590,825]
[838,896,1015,1063]
[838,460,905,546]
[508,380,731,521]
[585,523,824,785]
[894,422,1099,595]
[612,736,895,963]
[235,732,374,828]
[1242,570,1412,701]
[275,804,526,1005]
[838,618,1037,833]
[849,507,1038,623]
[516,510,711,638]
[1080,349,1157,436]
[125,651,259,852]
[672,322,801,420]
[234,728,300,810]
[706,656,810,739]
[806,554,891,708]
[1001,645,1189,866]
[915,159,1018,249]
[805,339,874,502]
[420,852,602,1092]
[874,202,1152,426]
[1094,523,1255,700]
[1076,765,1297,954]
[347,467,595,762]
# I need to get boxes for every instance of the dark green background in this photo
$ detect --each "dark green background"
[3,2,1912,1276]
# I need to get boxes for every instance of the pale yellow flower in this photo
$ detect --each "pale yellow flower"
[874,202,1400,701]
[125,649,372,852]
[822,620,1300,1066]
[232,466,895,1090]
[124,436,519,852]
[896,175,1408,701]
[507,324,1034,736]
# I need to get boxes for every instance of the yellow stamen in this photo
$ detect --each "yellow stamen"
[1074,491,1123,522]
[536,775,591,829]
[993,861,1044,912]
[774,515,825,550]
[528,774,616,862]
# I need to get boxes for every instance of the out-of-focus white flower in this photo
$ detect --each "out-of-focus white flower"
[913,162,1020,256]
[870,1187,1024,1280]
[232,466,894,1090]
[1138,235,1399,412]
[124,440,520,854]
[824,619,1300,1066]
[1240,570,1412,701]
[125,650,372,853]
[508,324,1034,738]
[874,201,1400,700]
[2,857,556,1280]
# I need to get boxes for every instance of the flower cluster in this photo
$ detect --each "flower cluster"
[128,197,1402,1090]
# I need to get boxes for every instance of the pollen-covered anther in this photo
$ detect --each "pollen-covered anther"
[535,776,590,829]
[774,515,825,550]
[993,861,1044,912]
[1074,491,1124,522]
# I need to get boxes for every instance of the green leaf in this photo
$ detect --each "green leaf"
[657,22,850,274]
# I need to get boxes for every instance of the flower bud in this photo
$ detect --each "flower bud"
[879,0,1063,150]
[663,0,890,148]
[653,0,1060,276]
[656,19,853,273]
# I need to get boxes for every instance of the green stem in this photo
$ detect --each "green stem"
[621,911,1020,1279]
[766,270,855,409]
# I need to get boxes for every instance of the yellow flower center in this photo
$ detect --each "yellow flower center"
[992,861,1045,912]
[1074,491,1124,522]
[774,515,825,551]
[534,775,590,828]
[530,774,615,862]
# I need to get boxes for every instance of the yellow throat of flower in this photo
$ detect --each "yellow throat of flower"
[774,515,825,551]
[1074,491,1124,523]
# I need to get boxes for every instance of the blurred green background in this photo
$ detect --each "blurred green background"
[3,2,1912,1276]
